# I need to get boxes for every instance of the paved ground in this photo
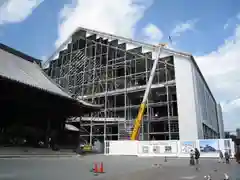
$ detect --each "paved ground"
[0,147,76,158]
[0,155,239,180]
[0,147,75,155]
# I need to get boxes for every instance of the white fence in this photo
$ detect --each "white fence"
[104,139,235,158]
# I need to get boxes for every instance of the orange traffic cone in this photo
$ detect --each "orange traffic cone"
[99,162,104,173]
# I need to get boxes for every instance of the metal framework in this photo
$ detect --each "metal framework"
[130,46,163,140]
[44,28,179,144]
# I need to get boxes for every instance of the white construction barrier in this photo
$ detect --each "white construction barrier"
[138,141,178,157]
[104,140,138,156]
[105,139,235,158]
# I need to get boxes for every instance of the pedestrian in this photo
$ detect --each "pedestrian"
[194,148,200,165]
[218,150,224,163]
[194,148,200,170]
[224,150,230,164]
[48,137,51,148]
[190,149,195,166]
[235,151,240,164]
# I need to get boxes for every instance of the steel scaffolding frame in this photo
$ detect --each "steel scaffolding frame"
[45,28,179,144]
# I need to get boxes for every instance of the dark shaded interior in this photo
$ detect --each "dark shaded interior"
[0,75,98,148]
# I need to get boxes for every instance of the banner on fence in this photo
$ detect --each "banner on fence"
[180,141,195,154]
[138,141,178,156]
[199,139,219,153]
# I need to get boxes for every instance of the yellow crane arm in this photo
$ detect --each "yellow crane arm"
[130,45,165,140]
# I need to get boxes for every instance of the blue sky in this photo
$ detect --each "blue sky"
[0,0,240,131]
[1,0,239,58]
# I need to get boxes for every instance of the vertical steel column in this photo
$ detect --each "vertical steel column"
[81,40,92,144]
[145,55,150,140]
[68,38,73,91]
[165,59,171,140]
[104,43,109,142]
[91,43,97,101]
[59,54,64,86]
[114,47,117,139]
[81,40,87,95]
[89,43,97,145]
[171,94,174,116]
[114,46,118,89]
[73,49,77,95]
[123,51,127,139]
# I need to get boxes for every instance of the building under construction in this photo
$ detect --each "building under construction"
[44,27,224,144]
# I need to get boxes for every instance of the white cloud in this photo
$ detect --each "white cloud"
[142,23,163,45]
[221,98,240,113]
[0,0,44,25]
[55,0,153,48]
[223,18,233,30]
[223,23,229,30]
[237,13,240,20]
[223,13,240,30]
[171,19,198,37]
[196,24,240,130]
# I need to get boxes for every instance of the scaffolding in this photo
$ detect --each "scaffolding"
[44,27,179,144]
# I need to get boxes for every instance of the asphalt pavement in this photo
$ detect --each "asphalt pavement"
[0,147,75,157]
[0,155,239,180]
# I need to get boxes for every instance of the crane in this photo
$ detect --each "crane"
[130,44,167,140]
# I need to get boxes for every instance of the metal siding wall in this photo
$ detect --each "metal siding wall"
[190,59,219,138]
[217,104,224,138]
[191,64,204,139]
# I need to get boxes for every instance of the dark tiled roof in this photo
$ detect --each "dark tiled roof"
[0,43,41,63]
[0,46,71,98]
[0,43,102,110]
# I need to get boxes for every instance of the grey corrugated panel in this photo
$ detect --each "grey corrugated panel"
[0,48,102,109]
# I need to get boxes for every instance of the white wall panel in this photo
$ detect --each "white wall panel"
[174,56,199,140]
[107,140,138,155]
